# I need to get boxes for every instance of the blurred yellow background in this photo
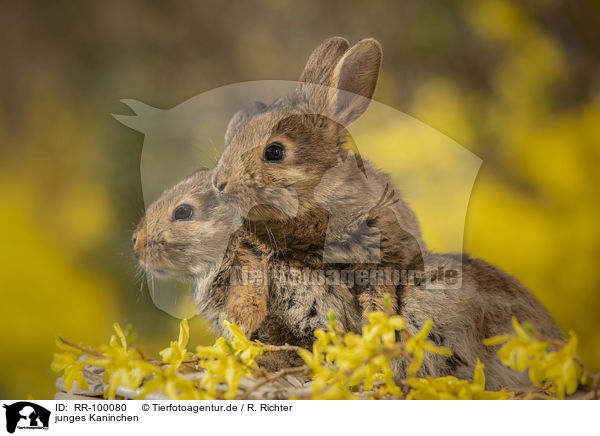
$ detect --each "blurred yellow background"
[1,0,598,398]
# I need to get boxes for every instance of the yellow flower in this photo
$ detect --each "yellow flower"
[50,337,90,392]
[138,362,206,400]
[85,323,151,399]
[193,320,265,399]
[299,308,452,399]
[52,310,590,400]
[406,359,513,400]
[405,319,452,375]
[484,317,583,399]
[159,319,191,369]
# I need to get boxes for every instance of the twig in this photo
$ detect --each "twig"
[132,345,149,361]
[60,335,205,368]
[58,337,104,358]
[573,356,600,400]
[155,358,203,367]
[237,365,310,400]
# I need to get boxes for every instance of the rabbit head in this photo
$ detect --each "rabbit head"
[133,169,241,279]
[212,37,382,223]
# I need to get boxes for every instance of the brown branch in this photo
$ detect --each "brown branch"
[237,365,310,400]
[235,356,269,379]
[132,345,149,361]
[155,358,203,367]
[58,337,104,358]
[573,356,600,400]
[59,336,206,369]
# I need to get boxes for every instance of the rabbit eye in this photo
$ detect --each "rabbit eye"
[264,142,284,161]
[173,204,194,221]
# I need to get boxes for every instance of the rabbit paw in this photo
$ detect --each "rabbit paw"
[225,284,268,337]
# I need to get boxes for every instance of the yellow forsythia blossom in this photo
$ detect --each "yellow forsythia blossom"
[405,319,453,375]
[86,323,153,399]
[50,337,91,392]
[298,310,451,399]
[484,317,583,399]
[406,359,513,400]
[51,312,594,399]
[195,321,264,400]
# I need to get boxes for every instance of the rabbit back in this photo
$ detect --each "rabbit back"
[396,252,562,390]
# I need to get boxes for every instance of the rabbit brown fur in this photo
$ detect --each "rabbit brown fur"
[396,252,562,389]
[131,168,372,372]
[214,37,425,320]
[212,37,562,389]
[132,169,270,337]
[130,167,366,346]
[131,168,560,388]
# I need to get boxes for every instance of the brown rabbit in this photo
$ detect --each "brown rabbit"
[220,97,426,331]
[212,37,563,389]
[215,37,425,326]
[132,168,271,337]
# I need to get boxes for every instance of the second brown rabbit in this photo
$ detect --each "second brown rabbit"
[211,37,563,389]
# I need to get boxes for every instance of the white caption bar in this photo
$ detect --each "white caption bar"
[1,400,596,435]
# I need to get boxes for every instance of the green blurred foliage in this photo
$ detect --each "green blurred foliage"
[0,0,598,398]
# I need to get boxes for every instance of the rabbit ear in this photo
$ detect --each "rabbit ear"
[328,38,382,126]
[224,101,268,146]
[298,37,350,86]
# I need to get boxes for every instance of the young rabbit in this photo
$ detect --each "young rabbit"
[132,168,271,337]
[215,37,426,327]
[212,37,563,389]
[224,102,425,307]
